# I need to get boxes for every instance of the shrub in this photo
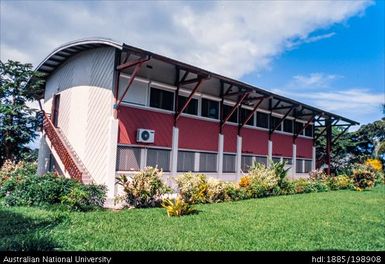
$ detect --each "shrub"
[116,166,170,208]
[365,158,383,172]
[239,176,251,188]
[270,160,290,187]
[328,175,352,190]
[0,168,106,211]
[60,184,107,211]
[279,180,296,195]
[311,181,330,192]
[161,197,196,217]
[206,178,229,203]
[352,164,376,191]
[176,172,208,204]
[309,169,328,181]
[374,171,384,185]
[245,162,278,197]
[293,179,311,194]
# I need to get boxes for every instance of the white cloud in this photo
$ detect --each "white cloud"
[0,0,372,79]
[273,87,384,125]
[290,73,342,88]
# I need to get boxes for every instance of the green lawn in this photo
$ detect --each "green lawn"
[1,186,384,251]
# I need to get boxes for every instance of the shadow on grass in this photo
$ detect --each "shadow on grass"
[0,207,66,251]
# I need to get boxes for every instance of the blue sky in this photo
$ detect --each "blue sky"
[1,0,384,129]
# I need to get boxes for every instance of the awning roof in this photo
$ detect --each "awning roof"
[34,37,359,126]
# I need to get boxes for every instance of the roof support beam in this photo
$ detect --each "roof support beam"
[115,61,146,109]
[293,115,314,142]
[238,95,267,134]
[116,56,150,71]
[269,105,295,137]
[175,77,205,122]
[220,92,249,130]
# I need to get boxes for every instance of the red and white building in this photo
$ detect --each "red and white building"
[35,38,358,203]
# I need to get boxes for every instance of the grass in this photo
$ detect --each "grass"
[1,186,384,251]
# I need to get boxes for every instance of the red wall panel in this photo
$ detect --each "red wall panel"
[118,106,173,147]
[178,117,219,151]
[296,137,313,158]
[272,133,292,157]
[223,125,237,153]
[240,128,269,155]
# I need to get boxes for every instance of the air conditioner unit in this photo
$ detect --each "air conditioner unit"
[137,129,155,143]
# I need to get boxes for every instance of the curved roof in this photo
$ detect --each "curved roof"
[36,37,123,77]
[34,37,359,126]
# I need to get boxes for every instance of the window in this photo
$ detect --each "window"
[116,146,141,171]
[304,160,312,173]
[177,96,198,115]
[283,157,293,165]
[223,104,238,123]
[271,116,282,131]
[240,108,254,126]
[283,119,293,133]
[223,154,236,173]
[296,159,304,173]
[305,125,313,137]
[241,155,253,172]
[147,148,170,171]
[257,112,269,128]
[201,98,219,119]
[177,151,195,172]
[272,157,281,163]
[199,152,217,172]
[294,121,303,135]
[150,87,174,111]
[255,156,267,166]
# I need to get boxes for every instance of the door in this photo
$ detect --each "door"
[51,94,60,127]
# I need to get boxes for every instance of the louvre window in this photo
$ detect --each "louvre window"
[255,156,268,166]
[257,112,269,128]
[201,98,219,119]
[304,160,312,173]
[223,104,238,123]
[147,148,170,172]
[241,155,253,172]
[177,151,195,172]
[223,154,236,173]
[296,159,304,173]
[240,108,254,126]
[294,121,304,135]
[150,87,174,111]
[116,146,141,171]
[199,152,217,172]
[177,96,198,115]
[271,116,282,131]
[283,119,293,133]
[305,125,313,137]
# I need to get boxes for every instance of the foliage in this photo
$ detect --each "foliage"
[0,161,106,211]
[116,166,170,208]
[238,175,251,188]
[0,60,44,167]
[365,158,383,172]
[328,175,353,190]
[309,169,328,181]
[206,178,235,203]
[175,172,208,204]
[351,164,376,191]
[161,197,196,217]
[279,180,296,195]
[244,162,278,197]
[270,160,290,187]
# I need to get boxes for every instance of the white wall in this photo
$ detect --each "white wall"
[38,47,118,200]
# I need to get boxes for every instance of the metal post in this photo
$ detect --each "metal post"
[325,118,332,175]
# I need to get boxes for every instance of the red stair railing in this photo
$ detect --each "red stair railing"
[42,111,84,182]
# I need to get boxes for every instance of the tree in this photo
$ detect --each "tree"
[0,60,44,166]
